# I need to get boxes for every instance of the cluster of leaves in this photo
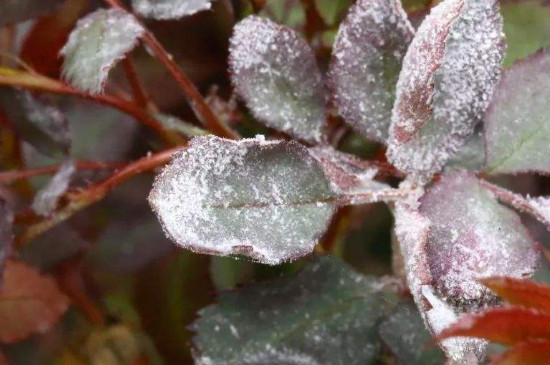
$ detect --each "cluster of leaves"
[1,0,550,364]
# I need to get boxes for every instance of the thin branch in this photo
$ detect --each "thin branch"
[0,68,184,145]
[122,56,149,109]
[103,0,239,140]
[16,147,182,247]
[0,161,123,184]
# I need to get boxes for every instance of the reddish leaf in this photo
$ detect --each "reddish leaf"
[0,260,70,343]
[438,308,550,345]
[20,0,89,78]
[481,277,550,314]
[490,340,550,365]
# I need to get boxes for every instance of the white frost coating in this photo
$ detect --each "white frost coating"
[329,0,414,142]
[61,9,144,94]
[132,0,212,20]
[421,170,539,305]
[528,197,550,227]
[32,159,76,216]
[229,16,327,143]
[422,286,487,363]
[148,136,337,265]
[388,0,505,181]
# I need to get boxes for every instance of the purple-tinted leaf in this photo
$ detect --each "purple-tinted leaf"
[31,159,75,217]
[329,0,414,142]
[229,16,327,143]
[0,89,70,158]
[0,198,13,288]
[61,9,145,94]
[387,0,505,180]
[420,170,539,305]
[0,0,64,27]
[484,48,550,175]
[149,136,337,265]
[132,0,213,20]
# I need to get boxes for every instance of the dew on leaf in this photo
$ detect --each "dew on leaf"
[131,0,212,20]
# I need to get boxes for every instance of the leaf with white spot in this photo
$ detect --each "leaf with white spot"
[61,9,145,94]
[0,260,70,343]
[192,256,398,365]
[32,159,76,217]
[329,0,414,142]
[229,16,327,143]
[131,0,212,20]
[0,89,70,158]
[0,198,13,288]
[0,0,64,26]
[420,170,539,306]
[148,136,337,265]
[387,0,505,180]
[485,48,550,175]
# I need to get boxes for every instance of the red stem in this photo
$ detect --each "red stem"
[122,56,149,109]
[103,0,239,140]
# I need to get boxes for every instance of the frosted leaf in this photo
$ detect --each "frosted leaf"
[420,170,539,305]
[132,0,212,19]
[446,126,485,171]
[0,198,13,288]
[485,48,550,175]
[229,16,327,143]
[527,197,550,229]
[192,256,397,365]
[329,0,414,142]
[32,159,76,217]
[156,113,209,138]
[387,0,505,180]
[0,0,64,26]
[61,9,145,94]
[148,136,337,265]
[0,89,70,158]
[393,198,488,362]
[308,146,392,199]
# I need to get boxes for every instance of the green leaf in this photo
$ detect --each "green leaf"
[0,0,64,26]
[379,300,446,365]
[485,48,550,175]
[61,9,144,94]
[192,256,397,365]
[229,16,327,143]
[132,0,212,20]
[329,0,414,143]
[501,0,550,67]
[149,136,337,265]
[314,0,352,26]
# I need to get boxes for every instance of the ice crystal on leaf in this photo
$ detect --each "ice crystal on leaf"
[149,136,338,265]
[61,9,144,94]
[132,0,212,20]
[485,48,550,175]
[229,16,327,143]
[32,159,75,217]
[387,0,504,181]
[329,0,414,142]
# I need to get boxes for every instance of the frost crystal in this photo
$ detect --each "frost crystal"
[329,0,414,142]
[32,159,76,216]
[132,0,212,20]
[229,16,327,143]
[61,9,145,94]
[148,136,337,265]
[387,0,505,180]
[484,48,550,175]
